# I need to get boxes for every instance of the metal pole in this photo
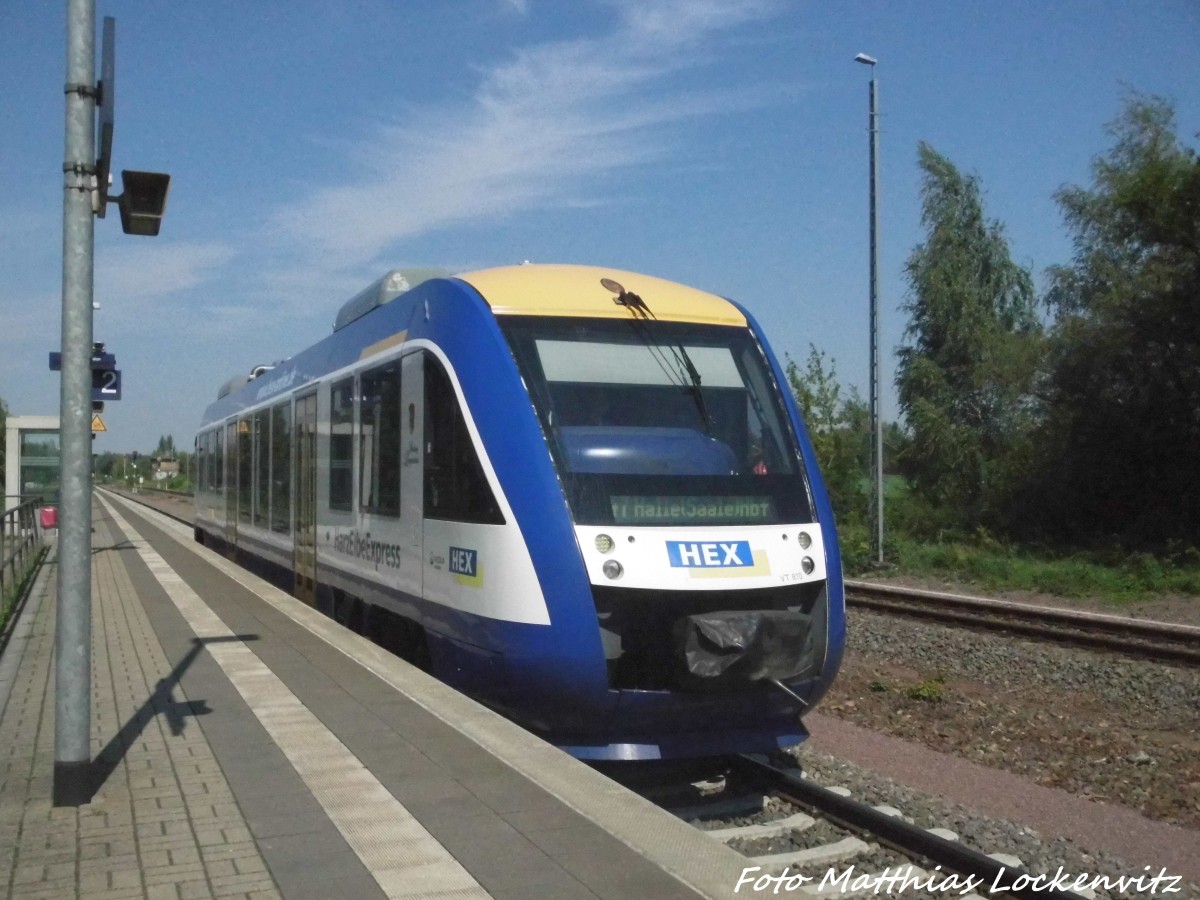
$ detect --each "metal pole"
[56,0,96,806]
[864,61,885,564]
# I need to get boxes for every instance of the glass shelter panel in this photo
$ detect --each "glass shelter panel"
[18,431,62,505]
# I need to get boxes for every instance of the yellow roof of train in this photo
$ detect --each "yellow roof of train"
[457,264,746,326]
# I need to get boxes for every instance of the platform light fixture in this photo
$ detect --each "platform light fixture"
[115,169,171,236]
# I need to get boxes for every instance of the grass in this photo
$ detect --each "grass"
[832,476,1200,604]
[904,677,946,703]
[879,535,1200,605]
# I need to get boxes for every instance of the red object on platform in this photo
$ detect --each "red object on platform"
[40,507,58,528]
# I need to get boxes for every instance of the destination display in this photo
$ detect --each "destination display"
[610,495,774,525]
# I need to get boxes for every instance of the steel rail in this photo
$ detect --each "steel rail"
[845,580,1200,665]
[733,754,1088,900]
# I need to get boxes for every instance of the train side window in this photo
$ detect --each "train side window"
[206,430,215,490]
[226,421,237,503]
[196,434,206,493]
[271,402,291,534]
[237,417,253,524]
[213,428,223,491]
[201,431,211,492]
[254,409,270,528]
[360,361,401,517]
[330,377,354,511]
[423,355,504,524]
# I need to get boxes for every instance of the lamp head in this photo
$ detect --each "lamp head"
[117,170,171,236]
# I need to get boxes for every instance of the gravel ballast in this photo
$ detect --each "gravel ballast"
[791,602,1200,896]
[822,608,1200,828]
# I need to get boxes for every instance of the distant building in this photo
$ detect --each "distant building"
[152,456,180,481]
[4,415,61,512]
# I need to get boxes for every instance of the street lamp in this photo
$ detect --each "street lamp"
[855,52,884,565]
[115,169,171,236]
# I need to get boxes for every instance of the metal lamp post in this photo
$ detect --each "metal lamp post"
[855,52,884,565]
[56,0,99,807]
[56,0,170,806]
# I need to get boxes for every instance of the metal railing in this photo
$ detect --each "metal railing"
[1,499,47,609]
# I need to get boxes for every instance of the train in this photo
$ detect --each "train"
[194,264,845,760]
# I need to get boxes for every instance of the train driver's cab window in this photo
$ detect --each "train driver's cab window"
[329,377,354,511]
[360,362,401,516]
[424,354,504,524]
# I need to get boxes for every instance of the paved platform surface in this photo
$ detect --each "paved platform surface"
[0,491,754,899]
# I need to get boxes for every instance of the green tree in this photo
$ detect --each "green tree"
[787,347,875,566]
[787,346,868,520]
[1038,92,1200,544]
[896,143,1042,532]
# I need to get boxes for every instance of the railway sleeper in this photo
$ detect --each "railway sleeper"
[750,833,869,868]
[705,810,817,842]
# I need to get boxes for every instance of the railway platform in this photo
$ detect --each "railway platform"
[0,490,752,900]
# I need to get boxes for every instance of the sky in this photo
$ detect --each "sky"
[3,0,1199,454]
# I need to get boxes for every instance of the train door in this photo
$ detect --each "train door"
[398,353,425,597]
[294,392,318,605]
[224,420,237,547]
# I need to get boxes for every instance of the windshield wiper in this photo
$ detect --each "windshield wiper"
[677,348,713,435]
[602,277,712,434]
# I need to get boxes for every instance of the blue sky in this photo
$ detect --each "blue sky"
[3,0,1198,454]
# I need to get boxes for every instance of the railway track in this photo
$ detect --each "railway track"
[613,756,1101,899]
[845,579,1200,666]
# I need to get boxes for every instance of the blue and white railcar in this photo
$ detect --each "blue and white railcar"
[195,264,845,760]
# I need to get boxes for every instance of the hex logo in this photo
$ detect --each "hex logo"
[449,547,477,577]
[667,541,752,568]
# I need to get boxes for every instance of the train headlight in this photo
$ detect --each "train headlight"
[595,534,615,554]
[801,557,815,575]
[797,531,812,549]
[602,560,624,580]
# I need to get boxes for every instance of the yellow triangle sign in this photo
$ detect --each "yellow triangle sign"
[91,414,107,432]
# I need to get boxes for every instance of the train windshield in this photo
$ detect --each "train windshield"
[498,316,815,526]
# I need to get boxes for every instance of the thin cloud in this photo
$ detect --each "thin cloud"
[271,0,783,270]
[0,303,55,348]
[95,241,236,312]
